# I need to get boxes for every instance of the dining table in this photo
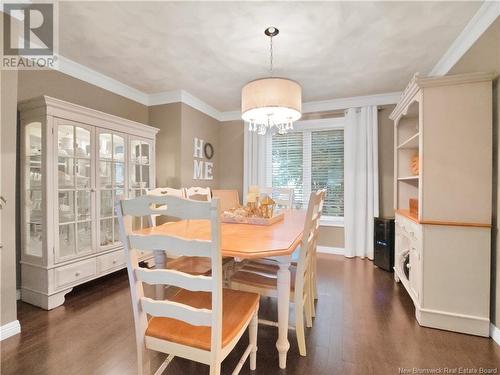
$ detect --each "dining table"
[136,209,306,369]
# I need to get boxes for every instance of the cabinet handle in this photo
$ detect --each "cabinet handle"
[90,189,95,193]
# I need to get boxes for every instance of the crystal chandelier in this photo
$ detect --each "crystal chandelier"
[241,27,302,135]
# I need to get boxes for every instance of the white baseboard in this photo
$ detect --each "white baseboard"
[317,246,344,255]
[490,323,500,346]
[16,289,21,301]
[0,320,21,341]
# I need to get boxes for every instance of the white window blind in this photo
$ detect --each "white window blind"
[269,132,304,207]
[311,130,344,217]
[265,124,344,219]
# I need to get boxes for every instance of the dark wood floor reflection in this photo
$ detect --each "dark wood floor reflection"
[2,254,499,374]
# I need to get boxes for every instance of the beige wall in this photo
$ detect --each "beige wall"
[218,120,245,200]
[180,103,220,189]
[149,103,221,190]
[149,103,182,188]
[449,17,500,326]
[1,70,19,325]
[317,226,345,248]
[18,70,149,123]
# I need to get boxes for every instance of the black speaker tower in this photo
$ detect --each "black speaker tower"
[373,217,395,272]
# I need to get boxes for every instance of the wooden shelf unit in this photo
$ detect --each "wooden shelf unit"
[391,72,494,337]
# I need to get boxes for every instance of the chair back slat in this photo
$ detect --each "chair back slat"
[148,187,185,198]
[141,297,212,326]
[259,187,294,209]
[135,268,212,292]
[129,234,211,257]
[121,194,212,220]
[147,187,186,226]
[184,186,212,201]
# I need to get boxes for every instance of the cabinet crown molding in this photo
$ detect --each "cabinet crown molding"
[390,72,495,121]
[19,95,159,138]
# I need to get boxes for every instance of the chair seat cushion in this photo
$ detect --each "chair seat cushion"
[231,266,297,291]
[146,288,259,351]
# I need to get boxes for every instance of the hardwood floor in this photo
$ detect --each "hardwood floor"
[2,254,499,374]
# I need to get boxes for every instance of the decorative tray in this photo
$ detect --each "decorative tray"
[221,212,284,226]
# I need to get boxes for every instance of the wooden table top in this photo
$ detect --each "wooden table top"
[136,209,306,259]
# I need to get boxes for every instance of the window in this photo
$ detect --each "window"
[265,120,344,223]
[270,132,304,205]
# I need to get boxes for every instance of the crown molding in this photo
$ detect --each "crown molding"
[302,91,402,114]
[429,1,500,76]
[179,90,221,120]
[148,89,183,106]
[218,110,242,122]
[217,91,402,122]
[57,55,149,105]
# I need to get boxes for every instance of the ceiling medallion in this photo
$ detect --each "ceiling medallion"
[241,27,302,135]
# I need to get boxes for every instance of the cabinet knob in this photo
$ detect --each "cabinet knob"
[112,259,117,264]
[75,271,81,277]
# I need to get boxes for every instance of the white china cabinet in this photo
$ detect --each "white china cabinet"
[20,96,158,310]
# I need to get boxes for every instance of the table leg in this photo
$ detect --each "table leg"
[276,258,291,369]
[154,250,166,299]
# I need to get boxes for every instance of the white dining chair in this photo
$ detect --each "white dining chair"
[184,186,212,201]
[212,189,240,212]
[147,187,185,226]
[229,189,326,357]
[259,187,294,209]
[116,195,259,375]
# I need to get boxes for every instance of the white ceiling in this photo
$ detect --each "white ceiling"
[59,1,482,111]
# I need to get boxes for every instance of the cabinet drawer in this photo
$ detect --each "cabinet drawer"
[97,250,125,274]
[55,259,96,289]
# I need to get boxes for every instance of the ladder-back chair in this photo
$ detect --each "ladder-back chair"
[229,189,326,357]
[116,195,259,375]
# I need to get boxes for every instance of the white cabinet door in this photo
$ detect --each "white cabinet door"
[128,136,154,231]
[96,129,127,251]
[128,137,153,197]
[22,121,44,260]
[54,119,95,263]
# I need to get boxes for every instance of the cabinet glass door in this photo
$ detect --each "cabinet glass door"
[56,121,94,262]
[23,121,43,258]
[97,130,126,250]
[129,137,153,230]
